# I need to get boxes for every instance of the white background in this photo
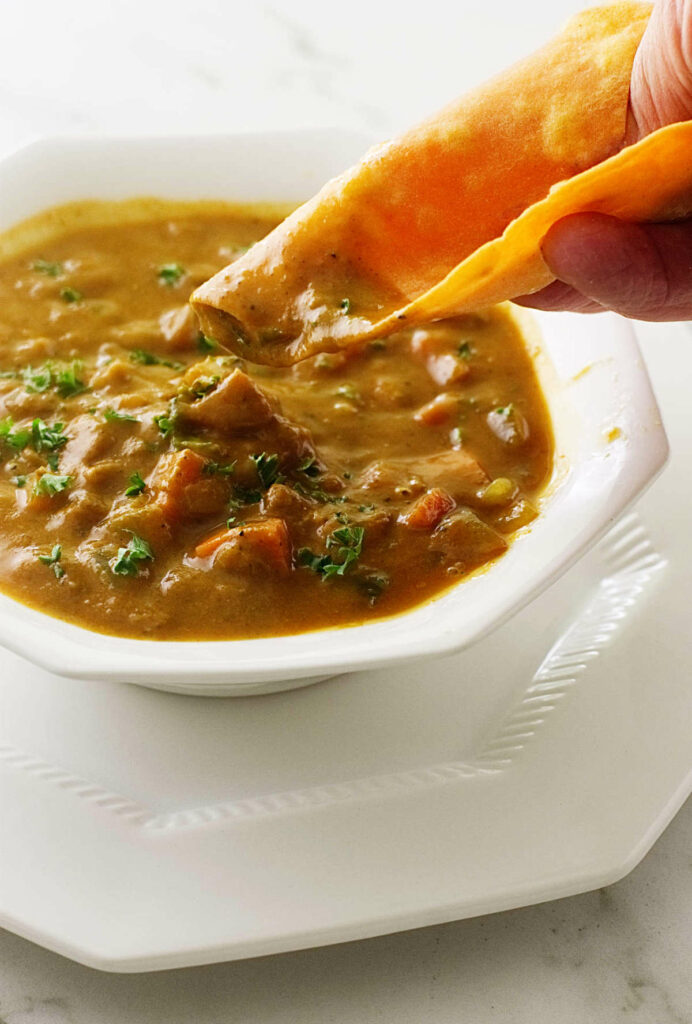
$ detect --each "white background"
[0,0,690,1020]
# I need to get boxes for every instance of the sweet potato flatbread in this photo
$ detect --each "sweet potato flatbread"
[192,2,692,366]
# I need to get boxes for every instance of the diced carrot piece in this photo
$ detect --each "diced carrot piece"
[195,526,235,559]
[399,488,456,530]
[195,517,292,575]
[414,393,458,426]
[152,449,226,520]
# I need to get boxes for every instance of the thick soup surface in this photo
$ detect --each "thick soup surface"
[0,203,553,640]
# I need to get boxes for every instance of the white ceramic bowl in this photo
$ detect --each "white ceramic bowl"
[0,130,668,695]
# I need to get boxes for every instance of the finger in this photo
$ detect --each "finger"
[540,211,692,321]
[513,279,603,313]
[627,0,692,142]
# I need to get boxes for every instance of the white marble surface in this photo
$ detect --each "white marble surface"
[0,797,688,1023]
[0,0,690,1017]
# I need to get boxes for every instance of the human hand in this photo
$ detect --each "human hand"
[515,0,692,321]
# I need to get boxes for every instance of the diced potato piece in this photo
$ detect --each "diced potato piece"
[183,368,275,432]
[425,354,470,386]
[358,461,407,491]
[431,508,507,569]
[399,488,456,531]
[411,326,471,386]
[196,517,292,575]
[414,393,458,426]
[83,459,126,490]
[14,336,57,363]
[317,506,393,545]
[109,319,161,347]
[89,359,135,393]
[151,448,228,520]
[486,405,530,446]
[61,416,121,475]
[16,475,53,513]
[409,449,488,497]
[159,305,199,351]
[262,482,311,518]
[46,489,109,534]
[100,499,171,547]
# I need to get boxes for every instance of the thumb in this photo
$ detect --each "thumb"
[541,211,692,321]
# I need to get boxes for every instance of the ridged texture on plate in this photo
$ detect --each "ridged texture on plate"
[0,515,665,831]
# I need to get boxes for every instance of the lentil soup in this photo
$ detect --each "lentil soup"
[0,201,553,640]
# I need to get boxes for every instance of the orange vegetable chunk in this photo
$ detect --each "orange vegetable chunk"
[194,517,292,575]
[151,449,227,521]
[399,488,456,531]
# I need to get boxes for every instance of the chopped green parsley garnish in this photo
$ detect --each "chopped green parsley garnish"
[250,451,283,489]
[21,365,52,393]
[0,418,68,465]
[110,532,154,576]
[153,410,175,437]
[56,363,87,397]
[229,484,263,507]
[104,407,139,423]
[292,480,346,504]
[38,544,65,579]
[197,334,217,354]
[356,569,390,605]
[34,472,72,497]
[14,475,26,488]
[296,455,320,477]
[339,298,351,312]
[298,525,364,580]
[457,341,473,360]
[0,417,30,452]
[129,349,183,371]
[495,404,514,416]
[203,461,236,476]
[31,419,68,454]
[22,361,87,398]
[157,263,185,287]
[124,472,146,497]
[32,259,63,277]
[60,287,83,303]
[191,374,219,398]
